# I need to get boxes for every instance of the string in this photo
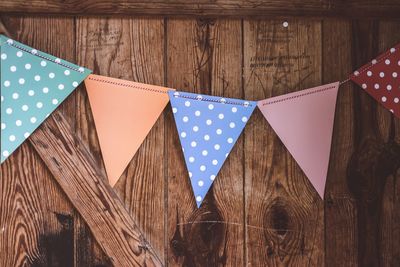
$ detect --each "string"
[340,45,398,87]
[172,92,254,107]
[261,85,338,106]
[88,76,170,94]
[4,39,85,73]
[339,78,351,86]
[177,220,307,233]
[3,35,395,102]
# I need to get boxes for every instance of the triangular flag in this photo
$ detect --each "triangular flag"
[350,43,400,117]
[257,82,339,198]
[85,74,172,186]
[0,35,91,163]
[169,91,256,207]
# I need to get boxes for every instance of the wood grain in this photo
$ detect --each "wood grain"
[378,21,400,267]
[166,19,246,266]
[321,18,400,267]
[73,209,112,267]
[1,15,111,267]
[347,20,384,267]
[75,17,167,263]
[0,144,75,267]
[1,14,400,267]
[322,19,358,267]
[342,20,400,267]
[207,19,246,267]
[0,16,78,267]
[243,19,325,266]
[165,19,201,266]
[1,0,400,18]
[29,112,164,267]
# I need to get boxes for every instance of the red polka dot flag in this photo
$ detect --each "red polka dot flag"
[350,43,400,118]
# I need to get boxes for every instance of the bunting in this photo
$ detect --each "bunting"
[169,91,256,207]
[85,74,172,186]
[1,34,398,209]
[0,35,91,162]
[258,82,340,198]
[350,44,400,117]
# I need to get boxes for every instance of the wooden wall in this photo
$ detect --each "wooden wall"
[0,6,400,267]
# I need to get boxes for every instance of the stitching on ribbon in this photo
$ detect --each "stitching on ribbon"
[5,40,84,73]
[89,77,253,106]
[172,93,254,107]
[261,85,337,106]
[88,77,169,94]
[350,44,399,79]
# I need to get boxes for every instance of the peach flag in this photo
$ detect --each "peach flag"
[85,74,173,186]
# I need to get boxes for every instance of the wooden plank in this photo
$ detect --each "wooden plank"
[75,17,167,263]
[29,112,164,267]
[347,20,382,267]
[378,21,400,267]
[0,144,75,267]
[322,19,358,267]
[0,16,77,267]
[165,19,201,266]
[341,20,400,266]
[166,19,245,266]
[1,15,399,267]
[208,19,246,267]
[73,209,112,267]
[1,1,400,18]
[0,15,111,266]
[243,19,325,266]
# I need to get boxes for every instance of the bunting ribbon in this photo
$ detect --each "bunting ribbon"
[169,91,256,207]
[350,44,400,117]
[258,82,339,198]
[85,74,172,186]
[0,35,91,162]
[1,34,399,207]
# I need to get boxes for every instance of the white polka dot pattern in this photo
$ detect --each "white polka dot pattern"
[1,35,91,162]
[169,91,256,207]
[351,44,400,117]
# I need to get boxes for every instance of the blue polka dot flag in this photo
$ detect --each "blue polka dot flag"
[169,91,256,207]
[1,35,91,163]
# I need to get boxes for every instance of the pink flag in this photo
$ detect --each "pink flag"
[257,82,340,198]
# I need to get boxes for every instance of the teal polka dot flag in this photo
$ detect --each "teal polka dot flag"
[0,35,91,163]
[169,91,256,207]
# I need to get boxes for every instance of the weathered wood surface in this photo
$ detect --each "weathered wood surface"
[1,1,400,18]
[166,19,245,266]
[75,17,167,263]
[1,15,400,267]
[29,112,164,267]
[322,19,358,267]
[243,19,325,266]
[0,17,103,267]
[0,16,164,267]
